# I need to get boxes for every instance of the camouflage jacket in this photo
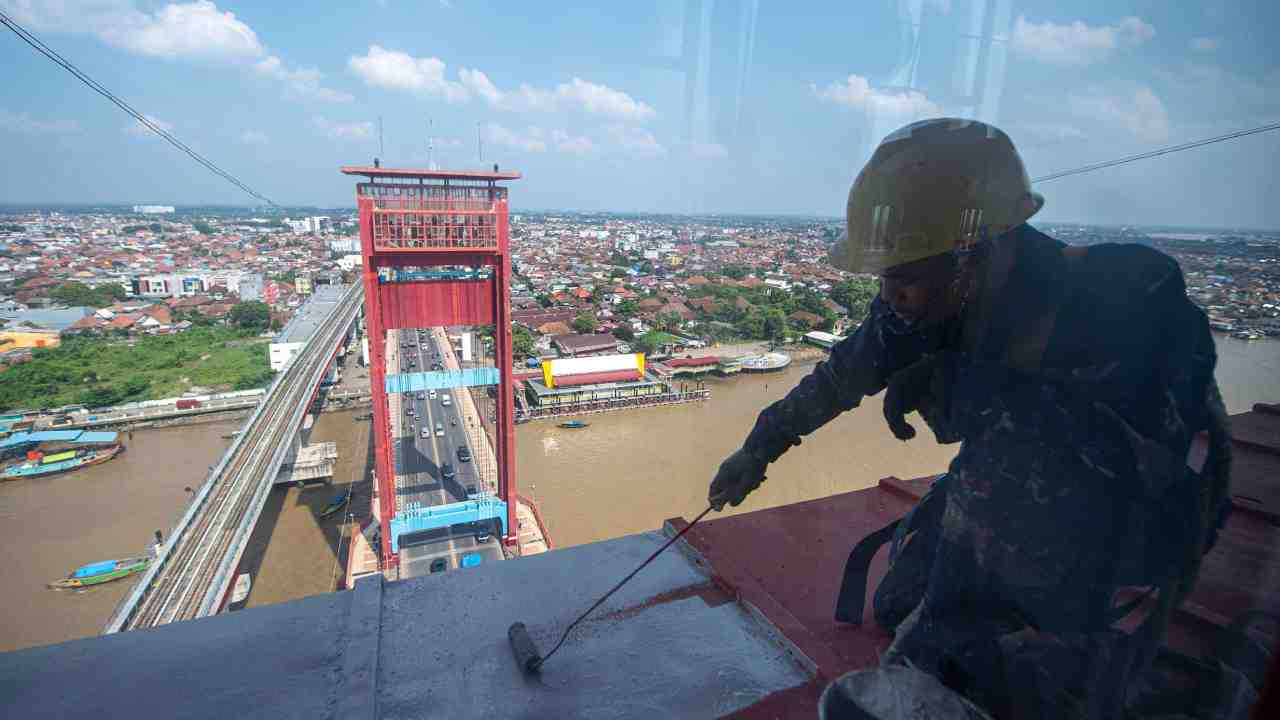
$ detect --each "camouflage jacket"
[746,224,1223,631]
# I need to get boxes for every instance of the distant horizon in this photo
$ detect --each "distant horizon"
[1,203,1279,235]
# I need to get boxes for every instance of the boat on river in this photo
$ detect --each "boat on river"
[48,557,150,589]
[320,489,351,519]
[558,420,590,429]
[1,444,124,481]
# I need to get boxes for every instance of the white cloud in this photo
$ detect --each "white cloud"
[0,109,79,134]
[99,1,265,61]
[313,116,374,141]
[459,68,503,104]
[125,114,173,137]
[255,56,352,104]
[348,46,654,121]
[3,2,347,103]
[1068,87,1170,142]
[811,74,940,119]
[553,78,655,121]
[1191,37,1221,52]
[348,45,468,102]
[1011,16,1155,66]
[239,129,268,145]
[607,125,666,157]
[486,124,547,153]
[1009,122,1088,146]
[551,129,594,155]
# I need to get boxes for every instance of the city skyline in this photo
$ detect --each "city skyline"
[1,1,1278,227]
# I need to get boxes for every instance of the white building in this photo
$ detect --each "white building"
[132,205,175,214]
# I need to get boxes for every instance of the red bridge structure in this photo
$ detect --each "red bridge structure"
[343,166,521,567]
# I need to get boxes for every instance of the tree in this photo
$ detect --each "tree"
[616,299,638,317]
[655,311,682,332]
[608,250,630,267]
[762,308,787,342]
[511,323,536,358]
[611,324,635,341]
[721,264,749,280]
[193,221,216,235]
[633,332,660,356]
[228,301,271,331]
[639,259,655,274]
[49,282,125,308]
[572,312,599,334]
[830,277,879,321]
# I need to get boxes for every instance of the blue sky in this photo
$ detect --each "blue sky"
[1,0,1277,228]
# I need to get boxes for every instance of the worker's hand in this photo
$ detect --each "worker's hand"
[708,447,768,511]
[883,353,953,441]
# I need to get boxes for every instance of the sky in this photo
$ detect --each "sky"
[0,0,1277,228]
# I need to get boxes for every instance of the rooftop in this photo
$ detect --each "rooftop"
[340,166,522,182]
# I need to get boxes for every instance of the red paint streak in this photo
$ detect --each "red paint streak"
[597,582,730,622]
[380,281,496,329]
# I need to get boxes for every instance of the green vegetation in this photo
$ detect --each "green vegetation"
[829,277,878,321]
[48,282,127,308]
[192,220,217,235]
[228,301,271,331]
[0,327,274,412]
[511,322,536,358]
[121,223,162,234]
[572,312,599,334]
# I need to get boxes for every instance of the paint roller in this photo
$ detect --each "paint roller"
[507,506,714,673]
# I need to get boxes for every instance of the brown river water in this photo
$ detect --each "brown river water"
[1,336,1276,652]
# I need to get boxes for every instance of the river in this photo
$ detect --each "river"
[1,336,1276,652]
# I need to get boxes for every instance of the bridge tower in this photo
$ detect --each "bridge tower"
[343,166,521,567]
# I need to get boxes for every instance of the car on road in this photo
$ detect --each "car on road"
[435,422,444,437]
[429,558,447,574]
[432,363,443,371]
[428,390,438,400]
[475,523,492,543]
[441,393,451,406]
[417,392,425,400]
[456,446,471,462]
[420,428,429,439]
[441,463,456,480]
[465,483,477,497]
[406,408,414,417]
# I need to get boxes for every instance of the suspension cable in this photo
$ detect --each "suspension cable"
[0,9,278,206]
[1032,121,1280,184]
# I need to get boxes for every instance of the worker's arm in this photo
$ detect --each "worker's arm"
[743,296,944,463]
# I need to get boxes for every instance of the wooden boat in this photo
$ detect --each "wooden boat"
[558,420,590,429]
[49,557,150,590]
[2,444,123,482]
[320,489,351,519]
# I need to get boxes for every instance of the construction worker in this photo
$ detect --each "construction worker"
[707,118,1231,717]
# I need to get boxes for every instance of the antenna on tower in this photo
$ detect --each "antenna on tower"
[427,118,436,170]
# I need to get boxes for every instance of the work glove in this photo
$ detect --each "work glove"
[708,447,768,511]
[883,353,956,441]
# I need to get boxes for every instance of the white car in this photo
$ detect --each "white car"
[429,390,438,400]
[441,393,451,406]
[420,428,429,439]
[434,423,444,437]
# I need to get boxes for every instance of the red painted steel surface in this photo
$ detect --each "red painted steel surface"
[380,282,495,329]
[352,167,520,564]
[682,406,1280,717]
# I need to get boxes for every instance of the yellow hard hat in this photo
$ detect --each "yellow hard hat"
[831,118,1044,274]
